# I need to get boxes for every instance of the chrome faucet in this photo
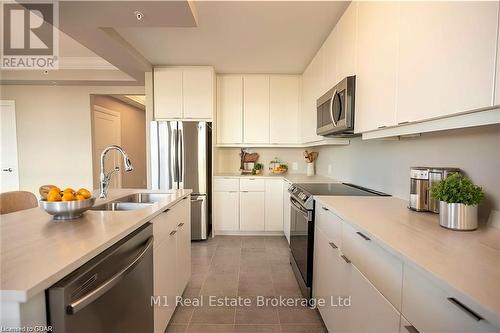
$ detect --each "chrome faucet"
[99,145,134,198]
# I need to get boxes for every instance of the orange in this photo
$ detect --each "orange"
[47,191,62,202]
[76,194,86,201]
[61,192,76,201]
[63,188,75,194]
[77,188,92,199]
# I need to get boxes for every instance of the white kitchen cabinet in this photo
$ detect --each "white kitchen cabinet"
[264,179,284,231]
[243,75,270,144]
[182,67,214,119]
[313,226,401,333]
[354,1,399,133]
[400,316,419,333]
[322,31,337,91]
[496,16,500,106]
[397,2,498,124]
[283,180,291,243]
[154,68,183,119]
[301,48,324,143]
[342,222,403,310]
[240,178,265,192]
[335,2,357,81]
[239,191,265,231]
[402,264,499,333]
[315,204,342,250]
[213,177,239,192]
[152,198,191,333]
[216,75,243,144]
[269,75,300,144]
[214,191,239,231]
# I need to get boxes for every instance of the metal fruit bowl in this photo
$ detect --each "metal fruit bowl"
[40,197,96,220]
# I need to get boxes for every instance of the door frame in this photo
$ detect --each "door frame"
[91,105,122,189]
[0,100,20,192]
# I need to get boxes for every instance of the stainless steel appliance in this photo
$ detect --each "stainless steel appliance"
[288,182,389,298]
[409,167,459,213]
[317,76,356,136]
[47,223,153,333]
[151,121,212,240]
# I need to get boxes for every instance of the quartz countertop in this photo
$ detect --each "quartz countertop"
[315,195,500,321]
[214,172,339,184]
[0,188,191,302]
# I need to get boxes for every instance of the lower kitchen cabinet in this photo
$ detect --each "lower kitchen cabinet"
[214,191,239,231]
[314,226,400,333]
[264,179,284,231]
[240,191,265,231]
[152,197,191,333]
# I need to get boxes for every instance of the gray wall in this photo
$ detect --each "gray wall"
[316,124,500,222]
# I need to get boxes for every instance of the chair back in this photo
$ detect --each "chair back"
[0,191,38,215]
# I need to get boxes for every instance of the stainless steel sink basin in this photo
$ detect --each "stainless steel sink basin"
[114,193,172,204]
[90,202,153,211]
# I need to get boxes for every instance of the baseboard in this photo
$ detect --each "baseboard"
[214,230,285,236]
[488,210,500,229]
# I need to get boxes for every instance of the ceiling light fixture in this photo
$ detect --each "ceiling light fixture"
[134,11,144,21]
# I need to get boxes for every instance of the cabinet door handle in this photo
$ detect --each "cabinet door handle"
[163,208,170,213]
[378,125,387,129]
[169,230,177,236]
[241,191,249,193]
[341,255,351,263]
[356,231,371,241]
[178,222,184,227]
[447,298,483,321]
[321,206,329,211]
[398,121,409,125]
[329,242,338,249]
[404,326,420,333]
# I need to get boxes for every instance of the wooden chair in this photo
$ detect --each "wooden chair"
[0,191,38,215]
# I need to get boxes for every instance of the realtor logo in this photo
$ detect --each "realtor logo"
[1,1,59,69]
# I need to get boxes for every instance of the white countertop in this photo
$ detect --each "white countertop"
[315,195,500,319]
[0,188,191,302]
[214,172,339,184]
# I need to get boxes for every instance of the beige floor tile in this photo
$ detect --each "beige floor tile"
[190,305,236,324]
[234,324,281,333]
[165,324,188,333]
[186,324,234,333]
[280,324,327,333]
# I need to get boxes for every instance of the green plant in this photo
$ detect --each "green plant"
[431,173,484,205]
[253,163,263,170]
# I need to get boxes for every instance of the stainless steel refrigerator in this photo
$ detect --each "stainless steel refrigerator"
[150,121,212,240]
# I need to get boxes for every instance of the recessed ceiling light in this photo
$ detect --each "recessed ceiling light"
[134,11,144,21]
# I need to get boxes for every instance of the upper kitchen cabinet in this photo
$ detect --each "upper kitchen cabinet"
[243,75,270,144]
[154,66,215,120]
[270,75,300,144]
[354,1,399,133]
[322,31,337,91]
[334,2,357,81]
[216,75,243,144]
[182,67,215,119]
[301,48,325,143]
[397,2,498,124]
[154,67,183,119]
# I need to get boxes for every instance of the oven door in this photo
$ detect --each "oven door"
[289,196,313,289]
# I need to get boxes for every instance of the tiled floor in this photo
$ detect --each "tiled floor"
[166,236,326,333]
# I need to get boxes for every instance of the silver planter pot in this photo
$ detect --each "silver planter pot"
[439,201,478,231]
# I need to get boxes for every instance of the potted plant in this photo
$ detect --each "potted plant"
[253,163,263,175]
[431,173,484,231]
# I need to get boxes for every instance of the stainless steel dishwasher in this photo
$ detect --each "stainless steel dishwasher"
[47,223,154,333]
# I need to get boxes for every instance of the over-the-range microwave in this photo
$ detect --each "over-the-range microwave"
[316,75,355,136]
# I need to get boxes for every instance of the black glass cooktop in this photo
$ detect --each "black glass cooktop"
[297,183,389,197]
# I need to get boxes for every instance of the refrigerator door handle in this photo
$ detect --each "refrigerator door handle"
[171,126,178,185]
[178,122,184,189]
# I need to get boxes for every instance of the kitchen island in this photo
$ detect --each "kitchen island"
[0,189,191,329]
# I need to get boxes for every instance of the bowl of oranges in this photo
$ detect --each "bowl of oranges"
[39,185,95,220]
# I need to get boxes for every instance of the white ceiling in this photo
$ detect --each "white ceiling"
[117,1,349,74]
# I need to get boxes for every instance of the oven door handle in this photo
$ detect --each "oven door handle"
[67,236,154,315]
[290,196,309,217]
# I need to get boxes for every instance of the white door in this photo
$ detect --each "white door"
[243,75,270,144]
[214,191,239,231]
[240,191,265,231]
[216,75,243,144]
[154,67,183,119]
[269,75,300,144]
[0,101,19,192]
[92,106,121,189]
[183,67,214,119]
[264,179,284,231]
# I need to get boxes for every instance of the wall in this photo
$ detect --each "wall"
[315,124,500,222]
[0,85,144,195]
[92,95,146,189]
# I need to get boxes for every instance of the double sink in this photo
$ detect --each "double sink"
[91,193,171,211]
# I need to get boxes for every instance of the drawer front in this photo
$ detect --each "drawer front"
[402,264,499,333]
[214,178,240,191]
[342,222,403,310]
[315,202,342,249]
[152,208,176,247]
[240,178,265,191]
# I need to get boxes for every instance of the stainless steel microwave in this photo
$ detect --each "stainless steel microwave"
[316,76,355,136]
